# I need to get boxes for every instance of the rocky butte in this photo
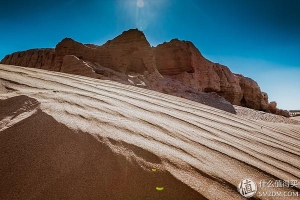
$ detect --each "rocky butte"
[0,29,289,116]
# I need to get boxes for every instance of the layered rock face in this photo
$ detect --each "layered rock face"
[235,74,267,110]
[154,39,194,75]
[1,48,55,70]
[0,29,286,115]
[60,55,101,78]
[2,30,158,75]
[54,29,157,74]
[153,39,289,115]
[268,101,290,117]
[154,40,269,110]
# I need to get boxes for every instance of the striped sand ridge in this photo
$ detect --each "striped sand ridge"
[0,64,299,200]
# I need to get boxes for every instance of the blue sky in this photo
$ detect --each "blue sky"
[0,0,299,109]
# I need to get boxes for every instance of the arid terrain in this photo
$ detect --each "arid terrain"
[293,116,300,121]
[0,29,290,117]
[1,64,299,200]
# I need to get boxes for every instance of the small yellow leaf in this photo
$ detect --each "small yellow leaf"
[156,187,164,191]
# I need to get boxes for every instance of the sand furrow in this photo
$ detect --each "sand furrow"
[1,64,300,199]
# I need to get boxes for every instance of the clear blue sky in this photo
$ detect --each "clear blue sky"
[1,0,299,110]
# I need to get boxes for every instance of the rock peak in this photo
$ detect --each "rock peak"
[0,29,288,116]
[122,28,144,35]
[109,28,147,43]
[61,37,75,42]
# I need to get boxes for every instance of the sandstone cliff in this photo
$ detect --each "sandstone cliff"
[54,30,158,74]
[1,29,286,115]
[154,39,194,75]
[1,48,55,70]
[154,39,288,115]
[154,39,269,111]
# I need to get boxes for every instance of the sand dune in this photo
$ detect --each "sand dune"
[234,105,300,125]
[293,116,300,121]
[0,64,299,200]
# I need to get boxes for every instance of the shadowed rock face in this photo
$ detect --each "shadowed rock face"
[154,40,265,110]
[54,30,157,74]
[154,39,194,75]
[60,55,100,78]
[235,74,265,110]
[0,29,286,115]
[1,48,56,70]
[2,29,157,75]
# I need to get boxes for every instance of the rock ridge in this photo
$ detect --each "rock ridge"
[0,29,287,116]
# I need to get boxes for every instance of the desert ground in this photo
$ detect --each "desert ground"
[0,64,299,200]
[293,116,300,121]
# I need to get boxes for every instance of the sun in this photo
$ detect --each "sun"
[136,0,145,8]
[120,0,166,31]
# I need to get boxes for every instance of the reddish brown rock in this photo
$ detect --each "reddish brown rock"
[154,40,242,105]
[2,29,158,76]
[1,49,55,70]
[154,39,194,75]
[0,29,286,115]
[101,29,157,74]
[154,39,273,111]
[55,29,157,74]
[276,109,290,117]
[261,92,269,111]
[54,38,87,71]
[236,74,266,110]
[60,55,101,78]
[212,64,242,105]
[268,101,277,114]
[266,101,289,117]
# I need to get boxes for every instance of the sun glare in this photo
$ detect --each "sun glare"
[120,0,166,31]
[136,0,145,8]
[135,0,148,31]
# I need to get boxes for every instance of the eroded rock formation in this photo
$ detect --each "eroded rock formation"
[267,101,290,117]
[55,30,157,74]
[154,39,269,111]
[154,39,194,75]
[1,48,55,70]
[60,55,100,78]
[235,74,267,110]
[1,29,285,115]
